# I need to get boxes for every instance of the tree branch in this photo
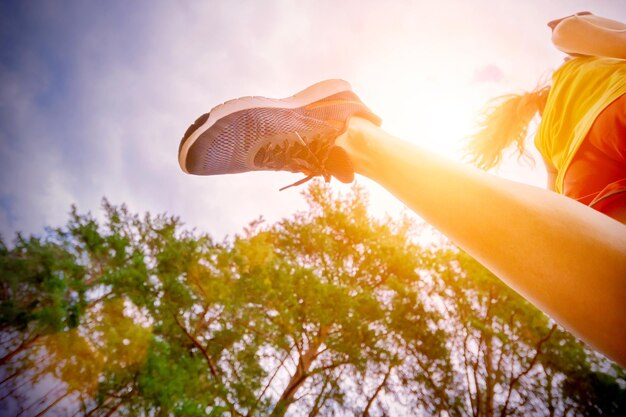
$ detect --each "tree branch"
[307,373,331,417]
[269,325,330,417]
[248,345,296,417]
[172,313,219,379]
[500,324,557,417]
[32,390,72,417]
[0,334,40,366]
[462,330,476,417]
[363,366,392,417]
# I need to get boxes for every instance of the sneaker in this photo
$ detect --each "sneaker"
[178,79,381,190]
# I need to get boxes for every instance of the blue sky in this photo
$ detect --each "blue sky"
[1,0,626,242]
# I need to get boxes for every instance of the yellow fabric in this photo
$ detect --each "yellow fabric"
[535,57,626,193]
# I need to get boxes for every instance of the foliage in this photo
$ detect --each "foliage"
[0,182,624,416]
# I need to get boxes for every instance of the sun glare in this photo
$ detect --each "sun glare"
[356,57,487,220]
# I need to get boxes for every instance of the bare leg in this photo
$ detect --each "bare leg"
[336,117,626,367]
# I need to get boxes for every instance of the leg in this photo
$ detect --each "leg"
[336,117,626,367]
[178,79,626,366]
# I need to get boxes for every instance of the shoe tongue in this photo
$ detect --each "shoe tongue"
[325,145,354,183]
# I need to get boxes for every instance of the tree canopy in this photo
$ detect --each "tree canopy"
[1,182,624,416]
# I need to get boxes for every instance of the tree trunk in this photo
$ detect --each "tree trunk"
[270,326,330,417]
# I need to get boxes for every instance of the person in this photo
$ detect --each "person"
[178,12,626,367]
[466,11,626,221]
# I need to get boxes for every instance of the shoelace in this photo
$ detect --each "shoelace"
[253,132,335,191]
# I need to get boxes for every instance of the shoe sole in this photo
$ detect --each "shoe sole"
[178,79,353,173]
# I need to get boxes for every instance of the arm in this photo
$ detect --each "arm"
[337,117,626,367]
[550,13,626,59]
[543,157,557,192]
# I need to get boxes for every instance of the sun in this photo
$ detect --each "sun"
[376,75,480,161]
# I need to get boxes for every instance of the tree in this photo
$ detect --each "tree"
[1,182,624,416]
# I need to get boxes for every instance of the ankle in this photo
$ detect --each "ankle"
[336,117,383,178]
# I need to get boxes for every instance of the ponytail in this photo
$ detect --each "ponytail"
[466,84,551,170]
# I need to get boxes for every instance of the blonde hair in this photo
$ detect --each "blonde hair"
[466,84,551,170]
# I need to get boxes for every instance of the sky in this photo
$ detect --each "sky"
[1,0,626,243]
